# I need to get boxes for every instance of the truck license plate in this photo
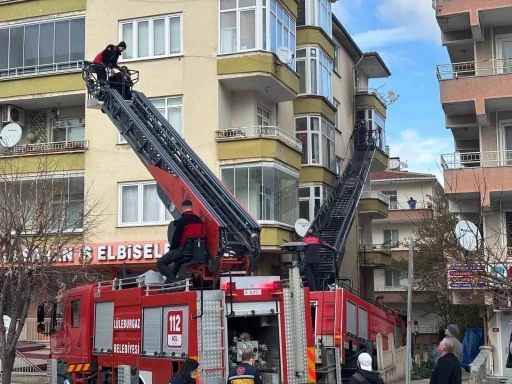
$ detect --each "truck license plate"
[244,289,262,296]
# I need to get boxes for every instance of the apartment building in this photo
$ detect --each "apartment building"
[435,0,512,377]
[362,162,444,355]
[0,0,391,293]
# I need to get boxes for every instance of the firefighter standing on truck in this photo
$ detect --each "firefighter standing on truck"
[302,228,335,291]
[228,350,263,384]
[157,200,204,283]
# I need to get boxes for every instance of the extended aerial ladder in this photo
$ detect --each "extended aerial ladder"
[309,121,376,282]
[82,64,260,284]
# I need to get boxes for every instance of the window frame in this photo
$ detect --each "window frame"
[257,105,271,126]
[333,45,339,74]
[295,115,336,171]
[0,15,85,78]
[118,181,174,227]
[296,47,332,100]
[119,13,183,62]
[305,0,332,37]
[384,269,401,288]
[71,300,80,328]
[299,185,330,222]
[383,229,399,248]
[52,117,85,143]
[381,190,397,209]
[333,98,340,131]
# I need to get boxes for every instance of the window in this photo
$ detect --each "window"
[257,106,270,126]
[119,182,175,225]
[354,71,360,90]
[335,156,341,175]
[306,0,332,36]
[295,116,335,171]
[358,109,386,150]
[0,17,85,78]
[299,185,330,222]
[120,14,182,61]
[71,300,80,328]
[333,46,339,73]
[333,98,340,130]
[381,190,397,209]
[220,162,299,225]
[0,175,84,233]
[52,118,85,143]
[384,270,400,287]
[383,229,399,248]
[296,47,332,100]
[219,0,296,69]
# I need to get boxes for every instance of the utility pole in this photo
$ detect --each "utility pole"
[405,238,414,384]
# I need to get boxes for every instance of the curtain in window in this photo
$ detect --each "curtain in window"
[220,12,236,53]
[122,186,138,223]
[137,21,149,58]
[170,17,181,54]
[154,19,166,56]
[55,21,70,64]
[168,107,182,136]
[143,184,160,222]
[240,10,256,50]
[122,23,134,59]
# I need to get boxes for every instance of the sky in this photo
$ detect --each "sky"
[332,0,452,182]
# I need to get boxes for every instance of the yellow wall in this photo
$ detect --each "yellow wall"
[0,73,83,99]
[294,96,337,124]
[0,152,85,174]
[296,27,336,60]
[0,0,85,22]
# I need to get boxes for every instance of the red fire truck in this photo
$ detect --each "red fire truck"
[38,65,405,384]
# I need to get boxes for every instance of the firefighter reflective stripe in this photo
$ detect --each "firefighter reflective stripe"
[228,375,258,384]
[67,363,91,372]
[307,347,316,383]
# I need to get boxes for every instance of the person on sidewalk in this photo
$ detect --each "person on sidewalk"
[302,228,335,291]
[438,324,463,363]
[430,338,462,384]
[348,353,384,384]
[156,200,204,283]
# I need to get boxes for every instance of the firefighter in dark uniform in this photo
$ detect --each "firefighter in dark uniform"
[228,350,263,384]
[156,200,204,283]
[302,228,335,291]
[92,42,126,85]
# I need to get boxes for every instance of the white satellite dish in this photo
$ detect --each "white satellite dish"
[295,218,310,238]
[455,220,482,252]
[0,123,22,147]
[389,159,400,170]
[387,91,398,102]
[399,161,409,169]
[276,46,293,65]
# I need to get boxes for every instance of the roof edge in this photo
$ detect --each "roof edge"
[362,52,392,77]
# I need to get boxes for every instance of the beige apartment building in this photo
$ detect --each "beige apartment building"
[0,0,391,292]
[435,0,512,378]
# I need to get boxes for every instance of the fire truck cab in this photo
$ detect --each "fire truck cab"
[45,269,314,384]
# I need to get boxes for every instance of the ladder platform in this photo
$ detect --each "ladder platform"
[87,98,104,109]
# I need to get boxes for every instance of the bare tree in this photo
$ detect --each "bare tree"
[0,157,104,384]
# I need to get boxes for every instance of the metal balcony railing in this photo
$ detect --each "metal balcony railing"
[360,191,390,205]
[0,140,89,157]
[0,60,84,80]
[359,243,392,254]
[215,126,303,152]
[440,150,512,169]
[356,88,388,106]
[388,201,432,210]
[436,58,512,80]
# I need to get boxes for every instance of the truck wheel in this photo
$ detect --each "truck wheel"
[57,373,72,384]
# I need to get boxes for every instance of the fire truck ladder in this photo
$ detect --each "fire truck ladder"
[83,64,261,277]
[309,121,375,278]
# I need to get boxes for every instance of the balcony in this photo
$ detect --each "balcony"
[1,0,86,23]
[359,244,392,268]
[378,201,434,223]
[215,126,302,170]
[0,140,88,157]
[355,88,388,118]
[441,151,512,204]
[358,191,389,219]
[217,51,299,103]
[437,58,512,126]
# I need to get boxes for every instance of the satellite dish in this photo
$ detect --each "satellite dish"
[387,91,398,102]
[156,185,180,220]
[399,161,408,169]
[277,46,293,64]
[455,220,482,252]
[295,218,310,237]
[0,123,22,147]
[389,159,400,170]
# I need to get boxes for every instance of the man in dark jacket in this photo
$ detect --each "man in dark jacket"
[228,350,263,384]
[349,353,384,384]
[109,66,133,100]
[157,200,204,283]
[302,228,335,291]
[92,42,126,84]
[430,338,462,384]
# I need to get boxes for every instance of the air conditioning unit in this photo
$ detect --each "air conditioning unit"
[1,105,25,127]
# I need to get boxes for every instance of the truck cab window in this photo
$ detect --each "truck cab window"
[71,300,80,328]
[55,303,64,331]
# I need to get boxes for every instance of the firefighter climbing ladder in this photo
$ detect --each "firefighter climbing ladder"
[309,122,375,278]
[83,64,261,274]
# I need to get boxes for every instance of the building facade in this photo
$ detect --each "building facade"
[365,164,444,356]
[0,0,392,296]
[435,0,512,377]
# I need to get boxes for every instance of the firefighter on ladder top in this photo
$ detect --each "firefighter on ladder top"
[302,228,336,291]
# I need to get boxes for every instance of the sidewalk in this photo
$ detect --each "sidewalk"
[396,371,470,384]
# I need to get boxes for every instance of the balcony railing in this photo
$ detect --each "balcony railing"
[360,191,390,205]
[359,243,392,254]
[0,140,89,157]
[436,58,512,80]
[0,60,84,80]
[215,126,303,152]
[356,87,388,106]
[388,201,432,210]
[441,150,512,169]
